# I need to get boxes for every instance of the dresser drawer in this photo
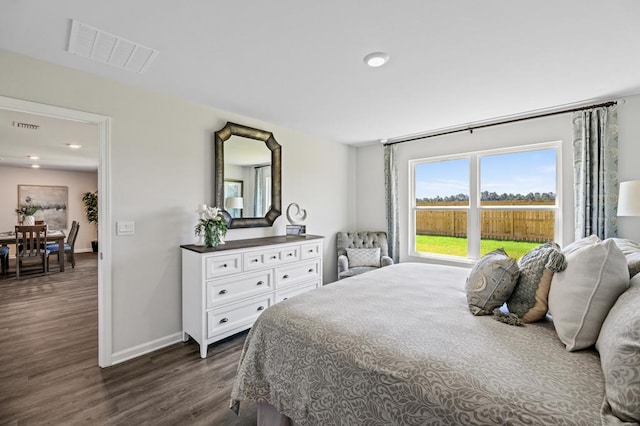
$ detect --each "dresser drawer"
[244,246,299,271]
[275,259,320,289]
[275,280,318,303]
[206,271,272,308]
[205,253,242,278]
[207,295,272,338]
[301,242,321,259]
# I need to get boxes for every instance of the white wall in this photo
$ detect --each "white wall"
[0,49,355,359]
[616,95,640,242]
[0,166,97,253]
[355,95,640,263]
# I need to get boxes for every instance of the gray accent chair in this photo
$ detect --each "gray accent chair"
[337,231,394,280]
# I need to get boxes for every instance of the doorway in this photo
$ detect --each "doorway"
[0,95,112,367]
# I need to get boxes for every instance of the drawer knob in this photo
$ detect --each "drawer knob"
[219,318,229,324]
[256,281,264,286]
[222,264,227,268]
[252,259,258,263]
[308,268,314,273]
[287,253,293,257]
[218,289,228,295]
[271,255,277,259]
[257,306,265,311]
[283,297,289,301]
[282,274,289,279]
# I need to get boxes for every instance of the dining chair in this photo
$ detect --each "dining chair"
[15,225,49,278]
[0,245,9,277]
[47,220,80,269]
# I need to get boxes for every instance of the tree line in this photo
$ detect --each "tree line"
[417,191,556,203]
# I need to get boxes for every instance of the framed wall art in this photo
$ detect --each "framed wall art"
[18,184,68,229]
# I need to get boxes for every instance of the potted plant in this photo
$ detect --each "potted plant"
[15,196,39,225]
[195,206,227,248]
[82,191,98,252]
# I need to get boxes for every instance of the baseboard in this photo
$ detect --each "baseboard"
[110,332,183,366]
[75,248,95,254]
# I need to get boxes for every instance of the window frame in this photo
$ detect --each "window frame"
[409,141,562,263]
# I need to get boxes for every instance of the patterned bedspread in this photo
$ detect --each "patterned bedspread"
[231,263,604,425]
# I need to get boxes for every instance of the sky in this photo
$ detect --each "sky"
[415,149,556,199]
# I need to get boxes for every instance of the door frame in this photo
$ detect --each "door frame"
[0,95,113,367]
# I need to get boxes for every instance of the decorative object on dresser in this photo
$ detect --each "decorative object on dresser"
[286,202,307,236]
[181,235,324,358]
[194,205,227,248]
[214,122,282,229]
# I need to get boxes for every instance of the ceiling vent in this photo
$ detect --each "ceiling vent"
[67,19,159,74]
[12,121,39,130]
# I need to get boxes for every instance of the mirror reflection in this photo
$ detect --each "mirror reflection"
[223,136,272,219]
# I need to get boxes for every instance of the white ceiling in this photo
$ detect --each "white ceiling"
[0,108,99,172]
[1,1,639,148]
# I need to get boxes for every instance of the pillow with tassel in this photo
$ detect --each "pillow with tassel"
[506,242,567,323]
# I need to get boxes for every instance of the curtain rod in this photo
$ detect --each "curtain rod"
[383,100,617,146]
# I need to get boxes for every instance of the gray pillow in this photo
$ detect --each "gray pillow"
[346,248,380,267]
[611,237,640,278]
[549,239,630,351]
[595,274,640,424]
[507,242,566,323]
[466,248,519,316]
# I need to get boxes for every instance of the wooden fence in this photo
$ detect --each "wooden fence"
[415,201,555,243]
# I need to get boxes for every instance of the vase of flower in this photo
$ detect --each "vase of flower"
[195,206,228,248]
[16,196,39,225]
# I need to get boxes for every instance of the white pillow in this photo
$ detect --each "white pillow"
[346,248,380,267]
[548,239,630,351]
[562,234,600,255]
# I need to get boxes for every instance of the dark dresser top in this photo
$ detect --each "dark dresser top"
[180,234,324,254]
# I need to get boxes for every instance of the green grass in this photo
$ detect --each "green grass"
[415,234,539,261]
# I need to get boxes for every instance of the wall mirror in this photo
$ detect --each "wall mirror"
[214,122,282,228]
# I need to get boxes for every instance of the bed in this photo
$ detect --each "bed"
[230,262,611,425]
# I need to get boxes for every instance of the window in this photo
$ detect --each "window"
[411,144,559,262]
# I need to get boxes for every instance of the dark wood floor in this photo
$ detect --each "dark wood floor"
[0,253,256,425]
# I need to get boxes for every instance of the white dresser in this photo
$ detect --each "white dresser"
[181,235,324,358]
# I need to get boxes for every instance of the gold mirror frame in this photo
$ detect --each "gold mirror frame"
[214,122,282,228]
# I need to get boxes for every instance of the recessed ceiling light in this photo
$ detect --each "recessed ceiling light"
[364,52,389,68]
[28,155,39,160]
[67,143,82,149]
[31,164,40,169]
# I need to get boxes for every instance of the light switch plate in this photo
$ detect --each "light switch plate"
[116,221,135,236]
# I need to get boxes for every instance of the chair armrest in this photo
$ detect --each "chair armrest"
[338,254,349,273]
[381,256,394,267]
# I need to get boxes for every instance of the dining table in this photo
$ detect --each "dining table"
[0,229,66,272]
